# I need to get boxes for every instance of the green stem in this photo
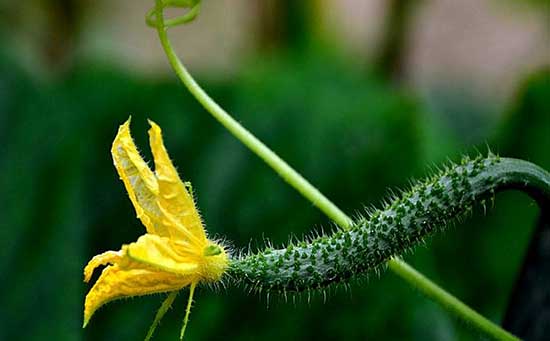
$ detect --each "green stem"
[388,259,518,341]
[153,4,352,230]
[145,291,178,341]
[150,2,519,339]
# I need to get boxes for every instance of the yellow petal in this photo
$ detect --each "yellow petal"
[124,234,200,275]
[83,233,200,327]
[112,118,203,242]
[83,264,192,327]
[113,118,184,240]
[112,118,164,234]
[83,250,122,283]
[148,120,207,243]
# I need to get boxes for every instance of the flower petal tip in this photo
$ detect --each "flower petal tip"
[83,250,122,283]
[147,118,158,127]
[83,304,94,328]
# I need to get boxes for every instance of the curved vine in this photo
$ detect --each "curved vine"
[143,1,548,340]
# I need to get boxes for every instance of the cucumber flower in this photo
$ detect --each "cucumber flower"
[83,118,228,340]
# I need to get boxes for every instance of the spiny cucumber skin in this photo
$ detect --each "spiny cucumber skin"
[229,155,550,293]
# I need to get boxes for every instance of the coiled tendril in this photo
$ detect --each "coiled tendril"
[146,0,201,29]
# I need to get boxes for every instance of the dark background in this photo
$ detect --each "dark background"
[0,1,549,340]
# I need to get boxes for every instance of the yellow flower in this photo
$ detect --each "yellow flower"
[83,118,228,340]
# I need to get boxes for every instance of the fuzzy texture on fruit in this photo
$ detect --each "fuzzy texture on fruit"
[229,155,550,293]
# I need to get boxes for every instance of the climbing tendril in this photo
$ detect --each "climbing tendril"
[146,0,201,29]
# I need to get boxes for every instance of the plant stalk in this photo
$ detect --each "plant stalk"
[151,2,520,339]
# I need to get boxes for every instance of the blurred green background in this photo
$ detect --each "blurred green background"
[0,0,549,340]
